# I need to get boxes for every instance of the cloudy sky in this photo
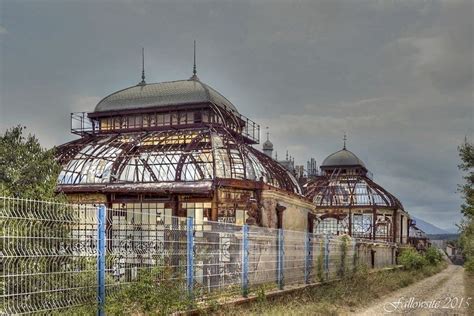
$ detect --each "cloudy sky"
[0,0,472,230]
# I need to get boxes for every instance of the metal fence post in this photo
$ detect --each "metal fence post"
[324,235,330,280]
[277,228,284,290]
[186,217,194,299]
[304,232,313,284]
[241,224,249,297]
[97,205,106,316]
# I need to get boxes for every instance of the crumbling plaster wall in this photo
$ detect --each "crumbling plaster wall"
[260,189,315,231]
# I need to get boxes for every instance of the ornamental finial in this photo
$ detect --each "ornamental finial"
[139,47,146,85]
[190,40,199,80]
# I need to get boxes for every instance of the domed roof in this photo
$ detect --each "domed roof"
[56,127,301,194]
[321,148,366,168]
[263,139,273,150]
[94,78,238,113]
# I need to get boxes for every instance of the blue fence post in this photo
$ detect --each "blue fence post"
[241,224,249,297]
[97,205,106,316]
[186,217,194,300]
[324,235,330,280]
[277,228,284,290]
[304,232,313,284]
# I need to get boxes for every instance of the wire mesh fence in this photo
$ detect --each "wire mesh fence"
[1,197,398,314]
[0,197,98,315]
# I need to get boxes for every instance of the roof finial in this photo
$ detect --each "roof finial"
[139,47,146,85]
[343,132,347,150]
[193,40,197,76]
[190,40,199,80]
[286,150,289,161]
[266,126,269,141]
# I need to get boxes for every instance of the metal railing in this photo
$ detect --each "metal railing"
[1,197,397,314]
[70,111,261,144]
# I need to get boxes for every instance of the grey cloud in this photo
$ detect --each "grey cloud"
[0,0,472,230]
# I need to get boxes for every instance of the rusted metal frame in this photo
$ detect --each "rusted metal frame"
[89,102,211,118]
[112,132,151,182]
[248,147,298,193]
[367,177,401,209]
[55,135,98,164]
[71,135,120,183]
[315,179,331,206]
[128,133,187,181]
[174,130,208,181]
[213,122,248,179]
[139,157,159,182]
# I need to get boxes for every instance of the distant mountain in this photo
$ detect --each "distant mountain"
[412,216,454,235]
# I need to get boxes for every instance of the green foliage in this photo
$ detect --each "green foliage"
[105,266,190,315]
[316,240,325,282]
[0,125,61,200]
[338,235,350,277]
[219,261,446,315]
[255,286,267,303]
[458,139,474,270]
[398,248,428,270]
[424,246,443,265]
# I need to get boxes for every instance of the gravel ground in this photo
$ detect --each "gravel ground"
[355,265,469,315]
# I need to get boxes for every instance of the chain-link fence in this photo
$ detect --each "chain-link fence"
[1,197,398,314]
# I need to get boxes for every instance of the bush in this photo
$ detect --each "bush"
[105,266,190,315]
[424,247,443,265]
[465,258,474,272]
[398,248,427,270]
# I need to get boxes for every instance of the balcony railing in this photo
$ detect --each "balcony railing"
[70,111,260,144]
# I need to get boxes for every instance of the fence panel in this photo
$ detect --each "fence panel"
[104,208,188,298]
[247,225,279,292]
[0,197,98,315]
[1,196,399,314]
[282,229,306,286]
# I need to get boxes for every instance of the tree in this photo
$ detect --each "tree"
[458,138,474,271]
[0,125,61,199]
[0,126,97,314]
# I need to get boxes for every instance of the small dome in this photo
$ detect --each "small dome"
[321,148,366,168]
[263,139,273,150]
[94,79,238,113]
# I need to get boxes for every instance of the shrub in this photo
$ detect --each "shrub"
[398,248,427,270]
[465,257,474,272]
[424,247,443,265]
[316,240,325,282]
[105,266,190,315]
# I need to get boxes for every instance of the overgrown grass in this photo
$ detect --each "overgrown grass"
[465,270,474,316]
[213,263,447,315]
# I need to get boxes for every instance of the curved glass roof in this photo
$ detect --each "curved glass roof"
[94,79,238,114]
[303,175,403,210]
[56,127,301,194]
[321,148,366,168]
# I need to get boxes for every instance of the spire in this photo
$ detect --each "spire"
[343,132,347,150]
[190,40,199,80]
[138,47,146,86]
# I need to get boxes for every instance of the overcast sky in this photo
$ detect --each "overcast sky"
[0,0,472,230]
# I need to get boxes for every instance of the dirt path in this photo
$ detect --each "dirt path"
[355,265,468,315]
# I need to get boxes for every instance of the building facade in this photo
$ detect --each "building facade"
[56,70,314,231]
[303,145,410,243]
